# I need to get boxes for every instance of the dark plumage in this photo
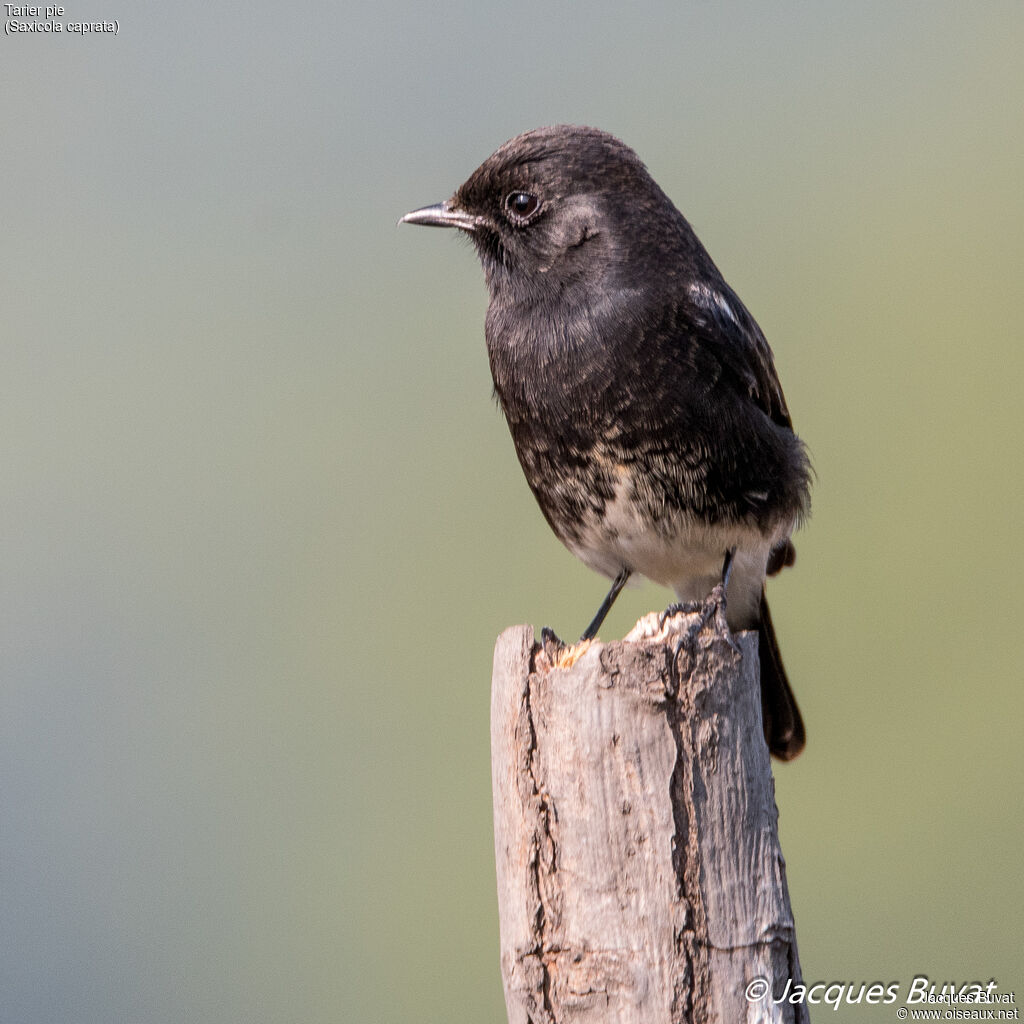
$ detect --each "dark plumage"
[402,125,811,759]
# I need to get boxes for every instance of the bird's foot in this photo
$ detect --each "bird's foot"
[658,601,699,630]
[705,580,733,636]
[699,582,743,656]
[535,627,594,671]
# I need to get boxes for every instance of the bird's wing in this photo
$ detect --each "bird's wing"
[648,281,808,537]
[682,280,793,430]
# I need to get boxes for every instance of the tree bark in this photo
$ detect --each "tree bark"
[490,600,807,1024]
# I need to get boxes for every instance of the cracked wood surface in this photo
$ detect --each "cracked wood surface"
[491,603,807,1024]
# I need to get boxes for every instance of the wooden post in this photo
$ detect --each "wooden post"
[490,600,808,1024]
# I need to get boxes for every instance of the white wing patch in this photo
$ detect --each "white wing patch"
[688,282,740,327]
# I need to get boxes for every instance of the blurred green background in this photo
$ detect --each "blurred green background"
[2,2,1022,1021]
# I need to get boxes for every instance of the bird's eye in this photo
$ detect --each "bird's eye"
[504,191,540,223]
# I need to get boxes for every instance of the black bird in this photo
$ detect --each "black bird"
[402,126,811,759]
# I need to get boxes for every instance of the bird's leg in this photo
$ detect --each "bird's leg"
[704,546,739,642]
[719,546,736,592]
[580,567,632,641]
[707,546,737,606]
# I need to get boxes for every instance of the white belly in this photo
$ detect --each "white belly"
[565,479,793,630]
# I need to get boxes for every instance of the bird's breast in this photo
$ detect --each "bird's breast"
[481,290,802,583]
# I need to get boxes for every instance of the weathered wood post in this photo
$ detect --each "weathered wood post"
[490,599,807,1024]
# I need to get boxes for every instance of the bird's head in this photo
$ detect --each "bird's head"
[402,125,688,303]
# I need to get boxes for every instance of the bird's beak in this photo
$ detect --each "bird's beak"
[400,201,483,232]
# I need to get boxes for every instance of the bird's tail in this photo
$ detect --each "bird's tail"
[758,591,805,760]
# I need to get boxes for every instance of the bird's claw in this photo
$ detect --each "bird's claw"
[658,601,695,630]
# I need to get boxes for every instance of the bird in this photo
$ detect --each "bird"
[401,125,811,759]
